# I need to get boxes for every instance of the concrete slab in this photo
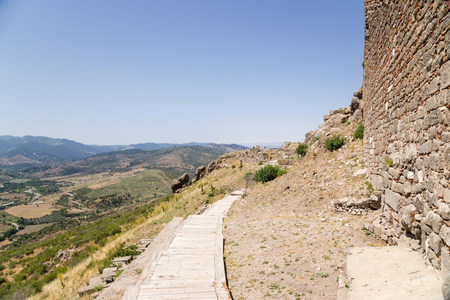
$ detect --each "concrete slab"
[347,246,443,300]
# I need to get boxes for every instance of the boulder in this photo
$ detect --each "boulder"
[191,166,206,183]
[171,173,190,193]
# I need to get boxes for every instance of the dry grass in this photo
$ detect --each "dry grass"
[29,158,252,299]
[224,126,385,299]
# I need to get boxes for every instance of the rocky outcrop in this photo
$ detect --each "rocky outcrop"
[334,194,381,214]
[55,249,76,264]
[171,173,189,193]
[304,88,363,145]
[191,166,206,183]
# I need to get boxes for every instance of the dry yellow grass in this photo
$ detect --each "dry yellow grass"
[29,159,252,299]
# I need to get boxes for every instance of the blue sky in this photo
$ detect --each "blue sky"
[0,1,364,147]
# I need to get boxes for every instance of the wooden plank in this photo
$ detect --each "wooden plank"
[134,191,242,300]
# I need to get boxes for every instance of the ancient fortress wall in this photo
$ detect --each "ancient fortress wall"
[363,0,450,269]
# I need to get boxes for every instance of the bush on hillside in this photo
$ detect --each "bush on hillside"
[295,143,308,156]
[353,123,364,139]
[324,135,345,151]
[254,165,286,183]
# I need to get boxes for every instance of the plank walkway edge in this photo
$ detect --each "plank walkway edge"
[98,217,184,300]
[124,191,242,300]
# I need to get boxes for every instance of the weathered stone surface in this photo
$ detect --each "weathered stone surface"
[439,203,450,221]
[399,204,418,233]
[333,196,380,211]
[442,247,450,281]
[170,173,189,193]
[191,166,206,184]
[78,285,100,296]
[112,256,132,265]
[441,226,450,247]
[425,211,443,234]
[445,190,450,204]
[429,232,443,255]
[441,61,450,90]
[89,276,103,286]
[442,277,450,300]
[352,169,367,177]
[385,189,401,212]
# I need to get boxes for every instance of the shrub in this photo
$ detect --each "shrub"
[353,123,364,139]
[254,165,286,183]
[385,158,393,168]
[324,135,345,151]
[295,143,308,156]
[258,161,264,166]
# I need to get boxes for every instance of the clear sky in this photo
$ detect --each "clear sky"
[0,1,364,147]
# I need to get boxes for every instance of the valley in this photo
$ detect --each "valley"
[0,144,231,299]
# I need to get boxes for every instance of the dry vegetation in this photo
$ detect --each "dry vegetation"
[28,156,253,300]
[224,124,385,300]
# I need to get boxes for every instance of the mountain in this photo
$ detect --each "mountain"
[32,146,226,178]
[0,136,246,167]
[129,142,246,152]
[0,136,118,164]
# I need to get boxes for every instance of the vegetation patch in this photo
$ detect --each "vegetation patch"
[324,135,345,151]
[295,143,308,157]
[353,123,364,140]
[254,165,286,183]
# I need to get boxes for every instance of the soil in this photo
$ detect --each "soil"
[223,134,386,299]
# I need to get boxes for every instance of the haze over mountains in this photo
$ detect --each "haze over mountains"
[0,135,246,166]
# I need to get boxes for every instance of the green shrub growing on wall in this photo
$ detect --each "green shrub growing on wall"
[353,123,364,139]
[295,143,308,157]
[324,135,345,151]
[254,165,286,183]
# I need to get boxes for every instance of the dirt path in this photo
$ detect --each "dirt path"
[224,140,385,299]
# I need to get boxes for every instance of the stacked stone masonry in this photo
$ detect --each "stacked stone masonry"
[363,0,450,270]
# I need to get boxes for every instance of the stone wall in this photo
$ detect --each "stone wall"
[363,0,450,269]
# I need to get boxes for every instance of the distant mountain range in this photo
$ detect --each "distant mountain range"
[0,135,247,166]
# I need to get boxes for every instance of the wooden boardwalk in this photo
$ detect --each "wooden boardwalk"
[132,191,243,300]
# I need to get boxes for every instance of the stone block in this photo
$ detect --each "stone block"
[388,168,400,180]
[370,174,383,191]
[423,109,442,129]
[445,190,450,204]
[429,232,443,255]
[425,211,443,234]
[373,223,382,237]
[399,204,418,232]
[103,267,118,274]
[442,247,450,280]
[439,203,450,220]
[392,182,404,195]
[385,189,401,212]
[441,225,450,247]
[89,276,103,286]
[441,60,450,90]
[112,256,132,265]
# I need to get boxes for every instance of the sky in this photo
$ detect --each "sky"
[0,1,364,147]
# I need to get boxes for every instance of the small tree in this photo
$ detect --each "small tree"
[295,143,308,156]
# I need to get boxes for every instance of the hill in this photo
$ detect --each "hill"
[0,136,118,165]
[0,136,246,167]
[26,145,225,179]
